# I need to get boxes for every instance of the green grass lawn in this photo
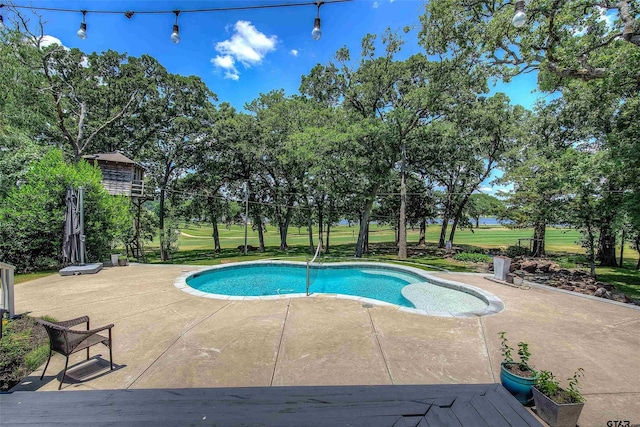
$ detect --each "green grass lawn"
[14,271,57,285]
[141,223,640,299]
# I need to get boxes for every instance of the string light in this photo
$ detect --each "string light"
[171,10,180,44]
[77,10,87,40]
[312,1,323,41]
[6,1,350,42]
[512,0,526,28]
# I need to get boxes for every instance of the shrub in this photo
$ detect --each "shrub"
[456,244,486,254]
[0,150,132,271]
[506,245,530,258]
[535,368,585,404]
[453,252,492,263]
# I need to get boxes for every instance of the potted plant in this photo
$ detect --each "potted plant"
[499,332,539,405]
[533,369,585,427]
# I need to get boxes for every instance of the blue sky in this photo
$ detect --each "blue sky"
[10,0,544,111]
[8,0,551,194]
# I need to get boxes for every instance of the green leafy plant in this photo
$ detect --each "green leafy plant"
[535,368,585,404]
[453,252,491,263]
[498,331,513,364]
[499,332,534,373]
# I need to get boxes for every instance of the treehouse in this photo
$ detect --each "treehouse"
[83,153,145,198]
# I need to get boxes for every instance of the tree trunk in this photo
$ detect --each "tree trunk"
[308,214,315,254]
[209,202,221,253]
[398,165,407,259]
[619,228,625,268]
[586,225,597,278]
[256,216,265,252]
[159,188,167,261]
[447,200,464,244]
[597,221,618,267]
[448,192,474,245]
[532,221,546,257]
[278,207,293,251]
[212,222,221,253]
[635,236,640,270]
[326,198,333,254]
[438,212,449,249]
[317,199,324,252]
[364,220,370,255]
[417,218,426,247]
[355,185,380,257]
[475,217,480,228]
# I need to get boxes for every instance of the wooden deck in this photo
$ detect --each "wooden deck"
[0,383,541,426]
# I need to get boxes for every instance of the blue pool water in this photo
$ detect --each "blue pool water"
[186,264,487,310]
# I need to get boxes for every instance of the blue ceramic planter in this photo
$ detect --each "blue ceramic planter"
[500,361,538,405]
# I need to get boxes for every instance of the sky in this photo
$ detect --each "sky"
[6,0,552,194]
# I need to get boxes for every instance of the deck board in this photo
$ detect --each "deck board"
[0,384,541,426]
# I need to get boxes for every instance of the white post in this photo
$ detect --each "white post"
[493,256,512,281]
[0,262,16,318]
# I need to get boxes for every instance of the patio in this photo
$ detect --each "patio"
[6,264,640,425]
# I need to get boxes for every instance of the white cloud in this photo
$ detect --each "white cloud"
[290,49,299,57]
[211,55,239,80]
[373,1,379,8]
[39,35,67,49]
[211,21,277,80]
[480,186,493,193]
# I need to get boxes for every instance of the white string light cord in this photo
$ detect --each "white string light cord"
[0,0,350,42]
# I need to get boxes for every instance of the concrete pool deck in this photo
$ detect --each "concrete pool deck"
[9,263,640,426]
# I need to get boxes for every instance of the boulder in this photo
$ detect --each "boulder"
[520,260,538,273]
[537,263,551,273]
[594,287,607,297]
[612,293,631,303]
[596,282,615,291]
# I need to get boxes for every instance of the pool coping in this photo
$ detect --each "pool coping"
[173,260,505,318]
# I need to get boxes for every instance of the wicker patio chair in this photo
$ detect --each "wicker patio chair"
[37,316,114,389]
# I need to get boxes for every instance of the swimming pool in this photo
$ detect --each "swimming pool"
[176,261,504,317]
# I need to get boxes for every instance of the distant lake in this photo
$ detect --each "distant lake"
[431,217,510,226]
[338,217,510,226]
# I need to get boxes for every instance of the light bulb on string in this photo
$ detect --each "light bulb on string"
[311,1,323,40]
[512,0,526,28]
[77,10,87,39]
[171,10,180,43]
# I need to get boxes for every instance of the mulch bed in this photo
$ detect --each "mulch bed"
[0,316,49,391]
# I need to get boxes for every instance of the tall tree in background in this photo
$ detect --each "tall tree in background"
[465,194,504,228]
[141,73,216,261]
[301,30,476,258]
[420,0,640,92]
[0,27,52,196]
[9,8,153,162]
